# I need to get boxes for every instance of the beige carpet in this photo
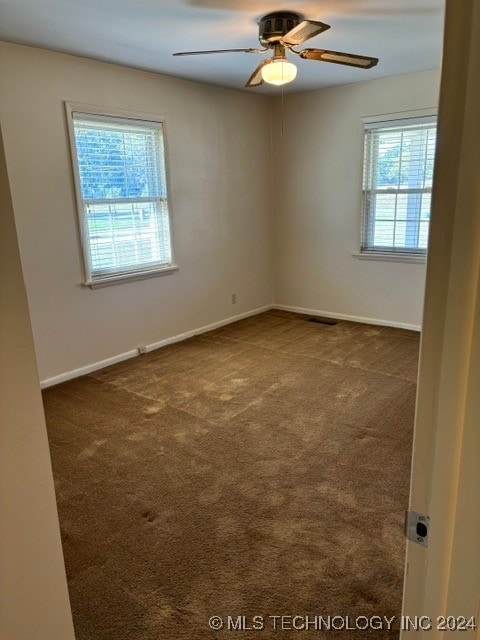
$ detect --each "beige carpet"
[43,310,419,639]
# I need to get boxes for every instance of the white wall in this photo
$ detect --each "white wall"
[0,42,273,383]
[272,70,441,329]
[0,43,441,386]
[0,126,75,640]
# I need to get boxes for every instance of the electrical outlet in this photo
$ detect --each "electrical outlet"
[137,346,147,355]
[231,293,237,304]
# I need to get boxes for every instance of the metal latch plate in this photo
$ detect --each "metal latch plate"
[405,510,429,547]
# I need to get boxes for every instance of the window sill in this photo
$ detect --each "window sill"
[83,264,179,289]
[352,252,427,264]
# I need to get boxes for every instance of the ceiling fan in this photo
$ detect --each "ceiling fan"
[173,11,379,88]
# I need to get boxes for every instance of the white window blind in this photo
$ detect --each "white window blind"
[69,111,173,282]
[361,115,437,255]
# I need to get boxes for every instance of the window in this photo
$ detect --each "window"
[360,115,437,258]
[66,105,175,285]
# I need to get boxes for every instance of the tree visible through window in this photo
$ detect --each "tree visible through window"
[68,109,173,283]
[361,116,437,255]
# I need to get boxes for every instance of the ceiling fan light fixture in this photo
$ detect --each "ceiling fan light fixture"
[261,59,297,85]
[173,11,379,88]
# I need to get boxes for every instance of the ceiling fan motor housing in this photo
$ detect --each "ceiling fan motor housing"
[258,12,303,46]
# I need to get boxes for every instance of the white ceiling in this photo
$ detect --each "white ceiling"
[0,0,445,94]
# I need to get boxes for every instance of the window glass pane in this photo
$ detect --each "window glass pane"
[398,128,429,189]
[74,121,164,200]
[418,221,429,249]
[394,221,407,248]
[421,192,431,220]
[373,221,394,247]
[376,132,402,189]
[374,193,397,220]
[424,134,436,188]
[86,201,171,275]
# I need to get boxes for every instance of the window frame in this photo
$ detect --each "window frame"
[65,102,177,288]
[354,108,438,264]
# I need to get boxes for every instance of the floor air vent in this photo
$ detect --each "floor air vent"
[308,317,338,326]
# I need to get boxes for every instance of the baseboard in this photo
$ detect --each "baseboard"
[40,302,420,388]
[40,304,273,389]
[40,349,139,389]
[142,305,272,353]
[273,304,422,332]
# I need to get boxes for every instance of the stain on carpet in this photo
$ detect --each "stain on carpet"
[43,310,419,639]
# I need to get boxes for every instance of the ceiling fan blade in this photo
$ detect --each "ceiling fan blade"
[245,59,271,88]
[281,20,330,46]
[300,48,379,69]
[173,48,263,56]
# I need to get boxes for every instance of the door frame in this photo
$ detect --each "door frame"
[401,0,480,634]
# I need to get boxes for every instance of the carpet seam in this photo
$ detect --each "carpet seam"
[197,332,417,383]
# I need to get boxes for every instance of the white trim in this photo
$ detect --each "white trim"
[363,114,437,131]
[140,306,271,353]
[73,112,165,130]
[361,107,438,126]
[352,252,427,264]
[64,102,170,125]
[83,264,179,288]
[273,304,421,332]
[40,305,273,388]
[40,349,139,389]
